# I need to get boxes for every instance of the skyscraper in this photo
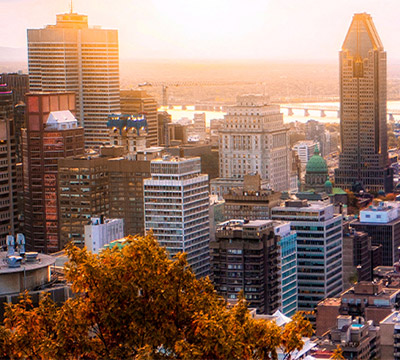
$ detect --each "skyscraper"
[335,13,393,192]
[144,156,210,277]
[271,198,343,319]
[0,84,18,247]
[219,95,290,192]
[27,11,120,148]
[23,92,84,253]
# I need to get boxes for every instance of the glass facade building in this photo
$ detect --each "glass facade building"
[272,199,343,319]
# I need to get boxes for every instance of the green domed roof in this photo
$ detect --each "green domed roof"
[306,146,328,174]
[325,180,333,187]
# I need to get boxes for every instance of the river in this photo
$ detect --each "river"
[159,101,400,127]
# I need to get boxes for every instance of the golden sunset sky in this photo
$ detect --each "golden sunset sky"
[1,0,400,61]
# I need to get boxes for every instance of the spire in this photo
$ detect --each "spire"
[70,0,73,14]
[314,144,320,156]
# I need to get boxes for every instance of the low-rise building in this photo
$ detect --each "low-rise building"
[319,315,380,360]
[380,311,400,360]
[316,298,341,337]
[293,140,319,165]
[84,217,124,254]
[223,174,281,220]
[340,281,400,325]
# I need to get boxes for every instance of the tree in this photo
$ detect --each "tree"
[330,345,345,360]
[0,234,313,359]
[345,190,361,215]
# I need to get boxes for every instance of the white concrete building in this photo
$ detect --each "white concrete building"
[293,140,319,165]
[84,217,124,254]
[360,201,400,224]
[144,156,210,277]
[271,198,343,317]
[219,94,291,191]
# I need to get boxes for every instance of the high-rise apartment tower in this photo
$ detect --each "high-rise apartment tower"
[27,11,120,148]
[335,13,393,192]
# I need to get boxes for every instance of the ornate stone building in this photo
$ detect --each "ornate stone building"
[304,146,329,193]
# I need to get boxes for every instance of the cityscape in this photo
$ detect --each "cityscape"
[2,1,400,359]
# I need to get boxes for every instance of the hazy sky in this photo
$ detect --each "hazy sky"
[1,0,400,61]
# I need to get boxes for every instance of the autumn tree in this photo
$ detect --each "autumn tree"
[330,345,345,360]
[0,233,312,359]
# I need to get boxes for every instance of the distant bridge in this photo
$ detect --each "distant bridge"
[280,104,400,120]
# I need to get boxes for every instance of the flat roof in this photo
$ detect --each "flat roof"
[0,252,55,274]
[380,311,400,325]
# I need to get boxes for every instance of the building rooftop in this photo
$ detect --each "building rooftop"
[294,140,319,146]
[216,219,274,232]
[46,110,78,130]
[275,199,331,210]
[305,146,328,174]
[318,298,341,307]
[0,252,55,275]
[152,155,199,163]
[380,311,400,325]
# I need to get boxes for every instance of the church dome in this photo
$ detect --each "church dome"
[325,180,333,188]
[306,146,328,174]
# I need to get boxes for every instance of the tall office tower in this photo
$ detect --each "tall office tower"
[58,146,152,247]
[23,93,84,253]
[120,90,158,147]
[305,120,331,157]
[107,158,150,237]
[219,95,290,191]
[27,12,120,148]
[0,84,18,248]
[271,198,343,318]
[335,13,393,192]
[211,219,297,316]
[58,155,110,248]
[193,113,206,141]
[144,156,210,277]
[0,73,29,163]
[157,111,171,147]
[0,73,29,105]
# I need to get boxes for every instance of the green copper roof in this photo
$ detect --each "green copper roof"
[325,180,333,187]
[332,187,347,195]
[306,145,328,174]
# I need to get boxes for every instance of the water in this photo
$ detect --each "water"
[160,101,400,127]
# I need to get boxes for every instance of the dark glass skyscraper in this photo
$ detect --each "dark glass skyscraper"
[335,13,393,192]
